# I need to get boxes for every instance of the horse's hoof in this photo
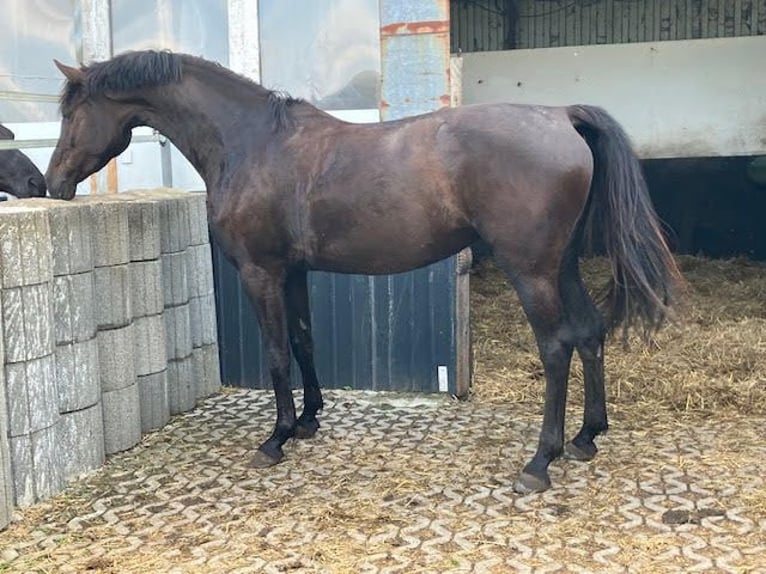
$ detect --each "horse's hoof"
[294,418,320,439]
[513,471,551,494]
[565,441,597,461]
[249,449,283,468]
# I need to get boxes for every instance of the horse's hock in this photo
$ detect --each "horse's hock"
[0,189,221,529]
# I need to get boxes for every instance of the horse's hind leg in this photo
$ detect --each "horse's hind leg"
[284,269,324,439]
[559,252,608,461]
[499,264,575,494]
[238,263,296,467]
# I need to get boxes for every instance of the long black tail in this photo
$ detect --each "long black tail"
[567,104,683,338]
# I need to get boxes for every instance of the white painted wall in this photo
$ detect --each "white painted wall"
[458,36,766,159]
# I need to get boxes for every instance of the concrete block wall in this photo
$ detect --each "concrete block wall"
[0,189,221,529]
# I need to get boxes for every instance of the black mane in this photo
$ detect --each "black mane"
[60,50,303,130]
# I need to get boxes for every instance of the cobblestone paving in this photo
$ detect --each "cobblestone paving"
[1,388,764,573]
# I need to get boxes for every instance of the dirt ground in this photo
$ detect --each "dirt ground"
[0,256,764,573]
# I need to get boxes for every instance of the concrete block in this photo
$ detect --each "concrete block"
[85,199,130,267]
[96,324,136,392]
[186,244,215,297]
[126,199,161,262]
[0,205,52,288]
[161,251,189,307]
[133,314,167,376]
[52,272,97,345]
[93,264,132,329]
[128,190,192,253]
[23,198,95,276]
[189,294,219,347]
[0,361,14,530]
[192,344,222,400]
[101,383,141,455]
[56,338,100,413]
[4,355,59,437]
[187,192,209,246]
[138,370,170,433]
[164,303,192,360]
[10,424,64,507]
[129,260,164,318]
[2,283,54,363]
[167,356,195,415]
[58,404,105,482]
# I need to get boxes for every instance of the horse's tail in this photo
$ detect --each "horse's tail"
[567,104,683,338]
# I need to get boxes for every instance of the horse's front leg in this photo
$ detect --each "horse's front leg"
[284,269,324,439]
[239,263,296,467]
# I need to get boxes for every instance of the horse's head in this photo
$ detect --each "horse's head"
[0,124,46,200]
[46,60,134,200]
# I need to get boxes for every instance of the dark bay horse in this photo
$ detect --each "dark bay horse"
[0,124,46,200]
[45,51,682,493]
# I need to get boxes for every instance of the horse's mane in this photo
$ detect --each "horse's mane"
[60,50,303,130]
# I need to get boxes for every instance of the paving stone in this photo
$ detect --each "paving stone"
[132,314,167,377]
[0,205,52,288]
[101,384,141,455]
[93,264,132,329]
[52,272,96,345]
[96,324,135,393]
[58,405,105,482]
[164,303,192,360]
[10,424,64,507]
[55,338,100,413]
[161,251,189,307]
[189,294,219,348]
[21,198,95,276]
[84,199,130,267]
[125,199,161,262]
[4,355,59,437]
[167,356,195,415]
[186,244,214,298]
[192,344,221,400]
[129,260,164,318]
[138,370,170,433]
[187,192,209,246]
[1,283,54,363]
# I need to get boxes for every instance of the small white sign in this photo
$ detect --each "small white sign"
[437,365,449,393]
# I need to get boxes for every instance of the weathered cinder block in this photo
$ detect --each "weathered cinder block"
[19,198,94,276]
[0,361,14,529]
[138,370,170,433]
[187,192,209,246]
[52,272,97,345]
[58,404,105,482]
[0,205,52,288]
[133,314,167,376]
[192,344,222,400]
[129,260,164,319]
[4,355,59,437]
[164,303,192,360]
[96,324,135,393]
[93,264,132,329]
[83,198,130,267]
[125,199,161,262]
[186,244,215,298]
[167,356,195,415]
[2,283,54,363]
[189,294,219,348]
[56,338,100,413]
[10,424,64,507]
[161,251,189,307]
[101,383,141,455]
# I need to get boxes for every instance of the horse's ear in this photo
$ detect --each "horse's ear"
[54,59,85,83]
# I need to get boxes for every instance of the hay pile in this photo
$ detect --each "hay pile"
[470,255,766,416]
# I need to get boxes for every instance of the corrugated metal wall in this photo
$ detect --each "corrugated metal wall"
[451,0,766,52]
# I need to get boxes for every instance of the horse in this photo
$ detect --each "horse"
[0,124,46,200]
[45,50,682,493]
